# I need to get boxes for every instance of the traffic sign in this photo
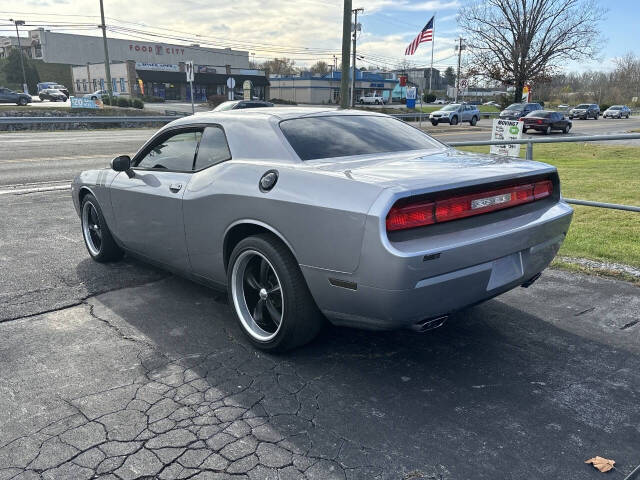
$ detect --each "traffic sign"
[226,77,236,89]
[185,61,195,83]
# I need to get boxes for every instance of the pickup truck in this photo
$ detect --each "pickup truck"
[359,94,385,105]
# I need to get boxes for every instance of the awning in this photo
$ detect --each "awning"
[136,70,269,87]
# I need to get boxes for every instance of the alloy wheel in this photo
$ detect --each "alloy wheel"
[82,201,102,256]
[231,250,284,342]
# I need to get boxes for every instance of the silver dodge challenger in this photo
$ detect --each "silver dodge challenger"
[72,108,573,351]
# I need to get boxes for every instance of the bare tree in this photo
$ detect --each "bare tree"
[260,58,298,76]
[458,0,606,102]
[309,61,330,75]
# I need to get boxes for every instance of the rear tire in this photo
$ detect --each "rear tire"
[228,234,324,352]
[81,193,123,262]
[18,97,27,106]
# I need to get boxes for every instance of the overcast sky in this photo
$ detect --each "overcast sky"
[0,0,636,73]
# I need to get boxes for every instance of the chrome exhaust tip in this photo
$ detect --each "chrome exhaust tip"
[411,315,449,333]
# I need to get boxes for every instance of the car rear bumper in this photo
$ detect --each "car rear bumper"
[302,200,573,330]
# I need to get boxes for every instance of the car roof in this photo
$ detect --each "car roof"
[193,107,383,121]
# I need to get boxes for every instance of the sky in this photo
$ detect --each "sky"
[0,0,637,74]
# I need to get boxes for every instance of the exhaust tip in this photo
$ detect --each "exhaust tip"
[411,315,448,333]
[521,272,542,288]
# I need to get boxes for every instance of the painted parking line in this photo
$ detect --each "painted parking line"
[0,184,70,195]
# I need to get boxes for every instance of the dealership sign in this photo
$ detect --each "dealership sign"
[135,62,179,72]
[70,97,101,109]
[490,119,523,157]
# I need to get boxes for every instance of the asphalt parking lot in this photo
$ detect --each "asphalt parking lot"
[1,126,639,479]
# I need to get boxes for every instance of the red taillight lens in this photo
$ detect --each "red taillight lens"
[386,180,553,232]
[536,119,543,124]
[386,201,435,231]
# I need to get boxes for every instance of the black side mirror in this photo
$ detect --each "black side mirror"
[111,155,134,178]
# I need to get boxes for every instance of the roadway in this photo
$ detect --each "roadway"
[2,115,639,190]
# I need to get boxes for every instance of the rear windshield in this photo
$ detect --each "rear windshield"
[526,111,553,117]
[279,115,442,161]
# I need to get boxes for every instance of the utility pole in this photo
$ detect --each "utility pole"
[339,0,352,109]
[9,19,28,94]
[454,37,464,103]
[350,7,364,108]
[98,0,113,98]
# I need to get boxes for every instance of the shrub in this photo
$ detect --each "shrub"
[116,96,131,108]
[423,93,436,103]
[207,94,227,108]
[131,98,144,109]
[269,98,297,105]
[102,96,112,106]
[600,104,611,111]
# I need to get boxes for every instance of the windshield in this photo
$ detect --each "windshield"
[280,115,442,161]
[505,103,524,110]
[213,101,239,112]
[575,104,590,109]
[609,106,621,110]
[441,104,460,111]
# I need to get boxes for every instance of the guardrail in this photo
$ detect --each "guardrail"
[447,133,640,212]
[0,116,179,125]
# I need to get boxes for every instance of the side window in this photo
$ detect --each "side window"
[194,126,231,170]
[137,130,202,171]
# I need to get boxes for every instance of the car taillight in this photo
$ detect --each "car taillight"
[386,180,553,232]
[519,117,525,121]
[536,119,543,124]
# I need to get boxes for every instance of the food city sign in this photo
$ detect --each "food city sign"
[129,44,186,56]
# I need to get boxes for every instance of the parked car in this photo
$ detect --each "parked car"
[72,108,572,351]
[568,104,599,120]
[212,100,274,111]
[483,101,500,107]
[429,103,480,126]
[521,110,572,134]
[359,94,385,105]
[0,87,31,106]
[499,102,542,120]
[603,105,631,119]
[37,82,70,98]
[85,90,119,100]
[557,104,570,110]
[39,88,67,102]
[434,98,447,104]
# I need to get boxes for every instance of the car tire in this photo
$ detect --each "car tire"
[431,120,438,126]
[450,116,458,126]
[228,233,325,352]
[81,193,123,263]
[18,97,28,106]
[563,124,571,134]
[522,127,528,134]
[375,100,380,105]
[91,96,97,100]
[544,125,552,135]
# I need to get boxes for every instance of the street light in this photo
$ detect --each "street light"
[9,19,29,95]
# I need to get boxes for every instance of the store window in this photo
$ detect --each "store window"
[100,79,105,90]
[93,79,97,91]
[76,80,81,92]
[112,78,118,93]
[120,78,126,93]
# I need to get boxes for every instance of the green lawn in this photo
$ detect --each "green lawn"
[459,144,640,269]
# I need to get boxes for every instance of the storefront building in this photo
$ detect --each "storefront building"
[269,71,397,104]
[71,61,269,101]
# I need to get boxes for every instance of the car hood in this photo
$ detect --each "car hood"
[431,109,453,115]
[307,149,556,191]
[500,110,522,116]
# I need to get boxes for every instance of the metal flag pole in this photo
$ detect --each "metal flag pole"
[429,14,435,94]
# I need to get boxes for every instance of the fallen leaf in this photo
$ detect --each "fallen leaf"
[585,456,615,472]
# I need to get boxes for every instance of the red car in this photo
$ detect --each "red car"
[521,111,572,134]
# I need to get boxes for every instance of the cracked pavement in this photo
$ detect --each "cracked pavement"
[1,189,640,479]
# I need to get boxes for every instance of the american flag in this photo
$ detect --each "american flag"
[404,16,434,56]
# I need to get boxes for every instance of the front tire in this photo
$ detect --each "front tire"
[470,116,478,126]
[563,124,571,134]
[228,234,324,352]
[431,120,438,126]
[450,116,458,126]
[81,194,123,262]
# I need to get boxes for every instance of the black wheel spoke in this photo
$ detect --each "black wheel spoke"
[245,272,261,290]
[253,298,265,324]
[265,300,281,326]
[259,258,269,284]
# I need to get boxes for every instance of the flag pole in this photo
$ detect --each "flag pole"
[429,14,435,94]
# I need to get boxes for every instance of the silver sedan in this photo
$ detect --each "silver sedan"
[72,108,573,351]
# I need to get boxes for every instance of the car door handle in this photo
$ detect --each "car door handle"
[169,183,182,193]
